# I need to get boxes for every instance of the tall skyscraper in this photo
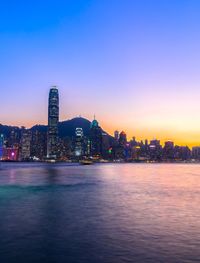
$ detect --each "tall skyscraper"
[47,86,59,158]
[31,130,47,160]
[74,128,84,158]
[20,129,32,160]
[0,134,4,160]
[89,117,102,158]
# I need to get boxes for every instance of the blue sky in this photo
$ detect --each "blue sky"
[1,0,200,145]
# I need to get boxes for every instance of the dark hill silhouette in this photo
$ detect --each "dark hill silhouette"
[30,117,91,138]
[0,117,113,140]
[58,117,91,138]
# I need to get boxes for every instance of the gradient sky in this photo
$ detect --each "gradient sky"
[1,0,200,146]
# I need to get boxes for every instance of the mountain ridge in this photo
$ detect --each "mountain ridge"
[0,117,113,139]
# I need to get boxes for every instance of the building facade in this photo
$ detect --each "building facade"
[20,129,32,160]
[0,134,4,160]
[74,127,84,158]
[47,86,59,159]
[89,118,102,158]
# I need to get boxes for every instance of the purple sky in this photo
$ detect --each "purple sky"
[1,0,200,145]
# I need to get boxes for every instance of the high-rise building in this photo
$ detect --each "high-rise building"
[89,118,102,158]
[20,129,32,160]
[149,139,162,161]
[8,129,20,147]
[163,140,174,160]
[31,130,47,160]
[192,146,200,160]
[174,146,191,160]
[47,86,59,158]
[0,134,4,160]
[3,147,19,161]
[114,130,119,141]
[74,128,84,158]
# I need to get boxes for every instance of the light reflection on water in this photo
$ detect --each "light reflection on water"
[0,163,199,263]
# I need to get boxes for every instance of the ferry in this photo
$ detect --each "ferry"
[80,160,93,165]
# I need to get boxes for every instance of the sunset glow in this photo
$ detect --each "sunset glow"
[1,0,200,147]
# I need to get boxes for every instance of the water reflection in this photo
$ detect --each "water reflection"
[0,163,199,262]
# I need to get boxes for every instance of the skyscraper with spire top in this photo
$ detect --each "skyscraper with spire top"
[47,86,59,158]
[89,116,102,158]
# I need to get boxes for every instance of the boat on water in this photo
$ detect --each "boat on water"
[80,160,93,165]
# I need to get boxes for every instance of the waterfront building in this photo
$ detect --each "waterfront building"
[174,146,191,161]
[3,147,19,161]
[163,140,174,160]
[7,129,20,147]
[102,132,111,159]
[47,86,59,159]
[31,130,47,160]
[116,131,127,159]
[74,127,84,158]
[149,139,162,161]
[192,146,200,160]
[89,118,102,158]
[0,134,4,160]
[59,137,72,160]
[20,129,32,160]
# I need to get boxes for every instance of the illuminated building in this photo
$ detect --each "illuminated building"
[0,134,4,160]
[115,131,127,159]
[8,129,20,147]
[3,147,19,161]
[149,139,162,161]
[74,128,84,158]
[31,130,47,160]
[132,145,141,160]
[102,132,111,159]
[20,129,32,160]
[47,86,59,159]
[89,118,102,158]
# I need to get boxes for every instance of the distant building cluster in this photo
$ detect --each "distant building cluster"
[0,87,200,162]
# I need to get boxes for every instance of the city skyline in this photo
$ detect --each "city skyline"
[1,0,200,146]
[1,84,200,148]
[0,85,198,163]
[0,85,199,149]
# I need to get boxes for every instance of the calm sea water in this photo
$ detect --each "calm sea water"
[0,163,199,263]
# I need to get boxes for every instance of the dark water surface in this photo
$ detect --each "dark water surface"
[0,163,199,263]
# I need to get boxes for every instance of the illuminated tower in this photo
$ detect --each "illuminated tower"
[47,86,59,158]
[20,129,32,160]
[89,117,102,158]
[74,128,84,158]
[0,134,4,160]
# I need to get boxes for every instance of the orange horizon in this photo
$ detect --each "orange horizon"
[2,117,200,149]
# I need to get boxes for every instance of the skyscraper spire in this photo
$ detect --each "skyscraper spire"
[47,86,59,159]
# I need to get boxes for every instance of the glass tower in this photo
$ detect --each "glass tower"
[0,134,4,160]
[47,86,59,158]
